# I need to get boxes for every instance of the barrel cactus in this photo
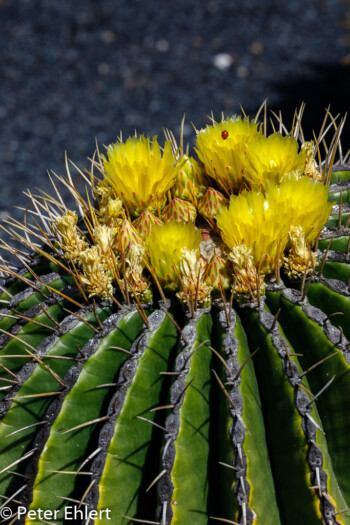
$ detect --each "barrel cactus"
[0,105,349,525]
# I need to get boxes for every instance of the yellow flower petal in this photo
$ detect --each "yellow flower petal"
[147,222,202,289]
[217,189,289,273]
[195,115,261,194]
[243,133,306,189]
[266,174,333,241]
[103,136,177,216]
[217,174,333,275]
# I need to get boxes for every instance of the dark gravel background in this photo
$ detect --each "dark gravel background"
[0,0,349,233]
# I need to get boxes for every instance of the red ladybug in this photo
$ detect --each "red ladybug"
[221,130,229,140]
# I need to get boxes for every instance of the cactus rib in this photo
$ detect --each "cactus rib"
[211,307,272,524]
[266,290,350,515]
[158,310,213,524]
[84,307,178,524]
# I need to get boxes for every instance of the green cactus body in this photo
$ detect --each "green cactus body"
[0,114,349,524]
[0,259,349,524]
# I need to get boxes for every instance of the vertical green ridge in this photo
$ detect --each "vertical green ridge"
[95,310,178,524]
[209,308,238,523]
[235,312,281,525]
[266,290,350,520]
[240,306,322,525]
[169,312,212,525]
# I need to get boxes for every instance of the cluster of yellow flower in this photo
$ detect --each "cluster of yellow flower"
[53,115,332,305]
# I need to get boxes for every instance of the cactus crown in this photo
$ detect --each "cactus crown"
[0,104,344,313]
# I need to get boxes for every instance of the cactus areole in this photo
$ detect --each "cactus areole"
[0,106,349,525]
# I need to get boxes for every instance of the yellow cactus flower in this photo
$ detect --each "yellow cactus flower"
[147,222,202,290]
[103,136,177,216]
[267,174,332,278]
[217,174,333,278]
[195,116,261,194]
[217,189,289,274]
[243,133,307,189]
[266,174,333,242]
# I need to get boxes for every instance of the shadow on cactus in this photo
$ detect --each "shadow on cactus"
[0,103,349,525]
